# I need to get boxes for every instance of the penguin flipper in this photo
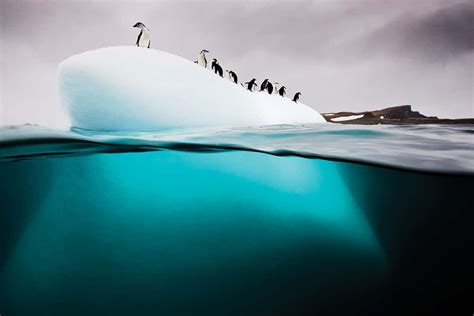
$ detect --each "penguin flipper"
[136,31,142,46]
[148,41,150,48]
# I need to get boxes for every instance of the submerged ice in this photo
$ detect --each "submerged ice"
[2,139,472,315]
[0,148,386,315]
[57,46,326,131]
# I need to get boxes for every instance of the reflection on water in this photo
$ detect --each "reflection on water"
[1,123,473,174]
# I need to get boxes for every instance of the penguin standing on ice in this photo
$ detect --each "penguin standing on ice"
[245,79,258,91]
[133,22,151,48]
[292,92,302,103]
[197,49,209,68]
[260,79,269,91]
[211,59,224,77]
[225,70,238,84]
[266,82,274,94]
[211,58,217,71]
[278,86,286,97]
[215,64,224,77]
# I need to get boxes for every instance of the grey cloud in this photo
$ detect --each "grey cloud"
[356,1,474,62]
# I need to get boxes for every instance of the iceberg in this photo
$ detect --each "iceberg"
[57,46,326,131]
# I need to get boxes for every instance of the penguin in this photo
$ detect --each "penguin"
[224,70,232,81]
[197,49,209,68]
[215,63,224,77]
[133,22,151,48]
[292,92,302,103]
[260,79,269,91]
[273,82,280,94]
[266,81,274,94]
[245,79,258,91]
[225,70,238,84]
[211,59,223,77]
[278,86,286,97]
[211,58,217,71]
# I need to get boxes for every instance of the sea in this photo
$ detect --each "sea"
[1,123,473,315]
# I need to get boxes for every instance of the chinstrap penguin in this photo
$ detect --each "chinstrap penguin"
[245,79,258,91]
[133,22,151,48]
[197,49,209,68]
[211,59,223,77]
[266,82,274,94]
[292,92,302,103]
[260,79,269,91]
[226,70,238,84]
[278,86,286,97]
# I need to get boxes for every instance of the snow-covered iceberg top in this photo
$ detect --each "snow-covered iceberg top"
[58,46,326,131]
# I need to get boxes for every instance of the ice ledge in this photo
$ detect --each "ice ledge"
[58,46,326,131]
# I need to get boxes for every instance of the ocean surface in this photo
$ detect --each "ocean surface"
[1,124,473,315]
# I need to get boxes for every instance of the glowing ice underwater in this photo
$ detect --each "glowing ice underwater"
[1,149,385,314]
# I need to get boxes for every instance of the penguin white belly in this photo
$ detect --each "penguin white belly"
[138,31,150,47]
[197,54,206,67]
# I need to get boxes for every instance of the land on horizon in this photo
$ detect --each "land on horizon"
[322,105,474,125]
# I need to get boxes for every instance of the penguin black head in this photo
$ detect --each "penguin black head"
[200,49,209,54]
[133,22,146,28]
[212,58,217,61]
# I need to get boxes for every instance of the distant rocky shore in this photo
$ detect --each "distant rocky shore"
[322,105,474,125]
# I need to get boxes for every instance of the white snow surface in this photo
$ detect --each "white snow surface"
[58,46,326,131]
[331,114,364,122]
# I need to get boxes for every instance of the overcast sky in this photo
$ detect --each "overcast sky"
[0,0,473,128]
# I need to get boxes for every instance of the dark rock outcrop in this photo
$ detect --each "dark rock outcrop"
[322,105,474,125]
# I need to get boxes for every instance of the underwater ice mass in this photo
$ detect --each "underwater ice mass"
[57,46,326,131]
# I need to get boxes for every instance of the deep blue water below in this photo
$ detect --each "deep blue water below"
[0,124,473,315]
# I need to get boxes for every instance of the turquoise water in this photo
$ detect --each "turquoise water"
[1,124,473,315]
